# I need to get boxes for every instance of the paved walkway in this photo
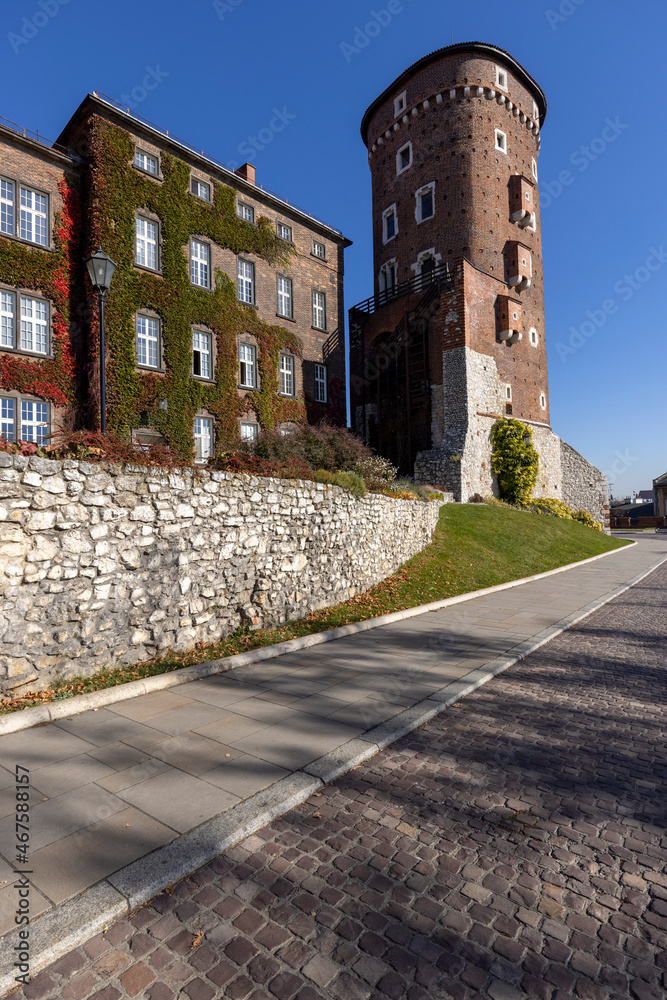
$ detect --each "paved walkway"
[0,539,665,978]
[5,543,667,1000]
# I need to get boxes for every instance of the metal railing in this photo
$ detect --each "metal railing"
[0,115,69,155]
[350,262,454,315]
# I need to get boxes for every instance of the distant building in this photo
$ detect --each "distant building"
[653,473,667,518]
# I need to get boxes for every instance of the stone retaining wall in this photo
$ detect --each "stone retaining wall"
[0,455,442,694]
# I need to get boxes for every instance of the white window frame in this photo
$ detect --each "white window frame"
[277,222,292,242]
[504,384,512,402]
[237,202,254,223]
[540,393,547,410]
[279,353,295,397]
[135,216,159,270]
[277,275,293,318]
[238,342,257,388]
[396,142,412,175]
[495,130,507,154]
[237,259,255,304]
[0,179,14,237]
[415,182,436,224]
[135,150,159,176]
[136,314,160,369]
[0,395,16,441]
[533,102,540,124]
[0,396,50,445]
[312,240,326,260]
[314,363,327,404]
[194,416,213,462]
[495,66,508,91]
[190,239,211,288]
[20,295,49,355]
[191,177,211,201]
[529,327,539,348]
[192,329,213,380]
[532,158,538,181]
[312,290,326,330]
[382,204,398,244]
[379,260,398,294]
[240,421,258,443]
[0,290,15,348]
[20,186,48,246]
[394,91,407,117]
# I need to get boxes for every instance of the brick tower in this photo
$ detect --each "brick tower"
[349,41,606,523]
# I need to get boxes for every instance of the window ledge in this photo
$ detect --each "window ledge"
[0,347,53,361]
[193,375,216,384]
[0,232,54,253]
[311,326,327,334]
[136,365,166,374]
[276,313,296,323]
[238,384,259,392]
[133,167,163,182]
[134,263,163,276]
[310,252,327,261]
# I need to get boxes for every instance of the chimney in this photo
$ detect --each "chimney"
[235,163,256,185]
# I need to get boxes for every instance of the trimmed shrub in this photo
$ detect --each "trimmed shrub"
[354,454,398,491]
[490,418,539,505]
[573,509,602,531]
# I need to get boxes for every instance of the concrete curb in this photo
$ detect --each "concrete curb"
[0,546,663,997]
[0,540,638,736]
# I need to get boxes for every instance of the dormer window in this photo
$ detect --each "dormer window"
[394,91,407,117]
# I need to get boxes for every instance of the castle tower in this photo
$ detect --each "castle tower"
[350,42,570,503]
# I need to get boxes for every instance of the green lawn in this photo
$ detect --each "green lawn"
[2,504,629,713]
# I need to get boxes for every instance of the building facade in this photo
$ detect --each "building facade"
[349,42,608,526]
[0,94,350,460]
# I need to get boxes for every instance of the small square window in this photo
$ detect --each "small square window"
[314,363,327,404]
[135,217,158,270]
[529,328,539,347]
[136,315,160,369]
[0,179,15,236]
[239,342,257,388]
[495,130,507,153]
[396,142,412,175]
[237,203,254,223]
[240,422,258,442]
[193,329,213,379]
[382,205,398,244]
[237,259,255,304]
[394,91,407,117]
[277,222,292,242]
[135,151,159,175]
[512,311,518,321]
[191,178,211,201]
[190,239,210,288]
[277,276,293,318]
[279,353,295,396]
[312,290,326,330]
[495,66,508,91]
[312,240,326,259]
[194,416,213,462]
[20,187,48,246]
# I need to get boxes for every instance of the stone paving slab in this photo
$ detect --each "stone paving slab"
[0,537,665,993]
[3,541,667,1000]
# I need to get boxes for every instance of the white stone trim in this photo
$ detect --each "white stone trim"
[396,141,413,175]
[381,203,398,244]
[414,180,436,223]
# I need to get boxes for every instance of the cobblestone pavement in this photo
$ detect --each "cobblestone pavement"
[14,561,667,1000]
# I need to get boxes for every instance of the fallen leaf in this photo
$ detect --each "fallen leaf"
[191,930,204,951]
[122,824,130,828]
[313,811,322,819]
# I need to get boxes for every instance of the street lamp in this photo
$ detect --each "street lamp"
[85,247,116,434]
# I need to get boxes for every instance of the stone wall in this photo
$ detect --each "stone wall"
[0,455,443,695]
[560,442,609,529]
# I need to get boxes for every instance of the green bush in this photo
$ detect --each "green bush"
[490,418,540,505]
[573,509,602,531]
[528,498,574,519]
[354,455,397,490]
[311,469,367,496]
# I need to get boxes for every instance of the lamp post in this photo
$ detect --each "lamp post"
[85,247,116,434]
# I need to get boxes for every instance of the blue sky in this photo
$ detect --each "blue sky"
[4,0,665,496]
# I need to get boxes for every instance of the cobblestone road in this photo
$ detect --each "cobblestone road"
[15,559,667,1000]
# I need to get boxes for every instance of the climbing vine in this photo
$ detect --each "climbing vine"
[0,177,79,410]
[490,417,539,505]
[84,117,304,459]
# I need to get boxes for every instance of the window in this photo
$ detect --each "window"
[382,204,398,244]
[237,203,254,223]
[191,178,211,201]
[495,130,507,154]
[194,416,213,462]
[237,259,255,304]
[240,422,258,443]
[495,66,508,91]
[0,291,14,348]
[529,328,539,347]
[239,343,257,388]
[135,151,158,175]
[0,180,14,236]
[312,290,326,330]
[312,240,326,259]
[0,396,50,444]
[505,384,512,402]
[20,296,48,354]
[135,217,158,270]
[277,222,292,241]
[415,183,435,223]
[136,315,160,369]
[193,330,213,379]
[379,260,398,294]
[190,239,210,288]
[532,158,538,181]
[394,91,407,117]
[277,276,293,318]
[396,142,412,175]
[533,102,540,123]
[314,363,327,403]
[279,353,295,396]
[540,393,547,410]
[20,187,47,246]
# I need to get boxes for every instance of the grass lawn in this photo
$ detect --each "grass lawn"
[2,504,629,713]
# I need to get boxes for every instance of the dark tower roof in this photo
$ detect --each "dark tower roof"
[360,41,547,145]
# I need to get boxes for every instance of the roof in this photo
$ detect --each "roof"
[654,472,667,486]
[56,93,352,245]
[360,41,547,146]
